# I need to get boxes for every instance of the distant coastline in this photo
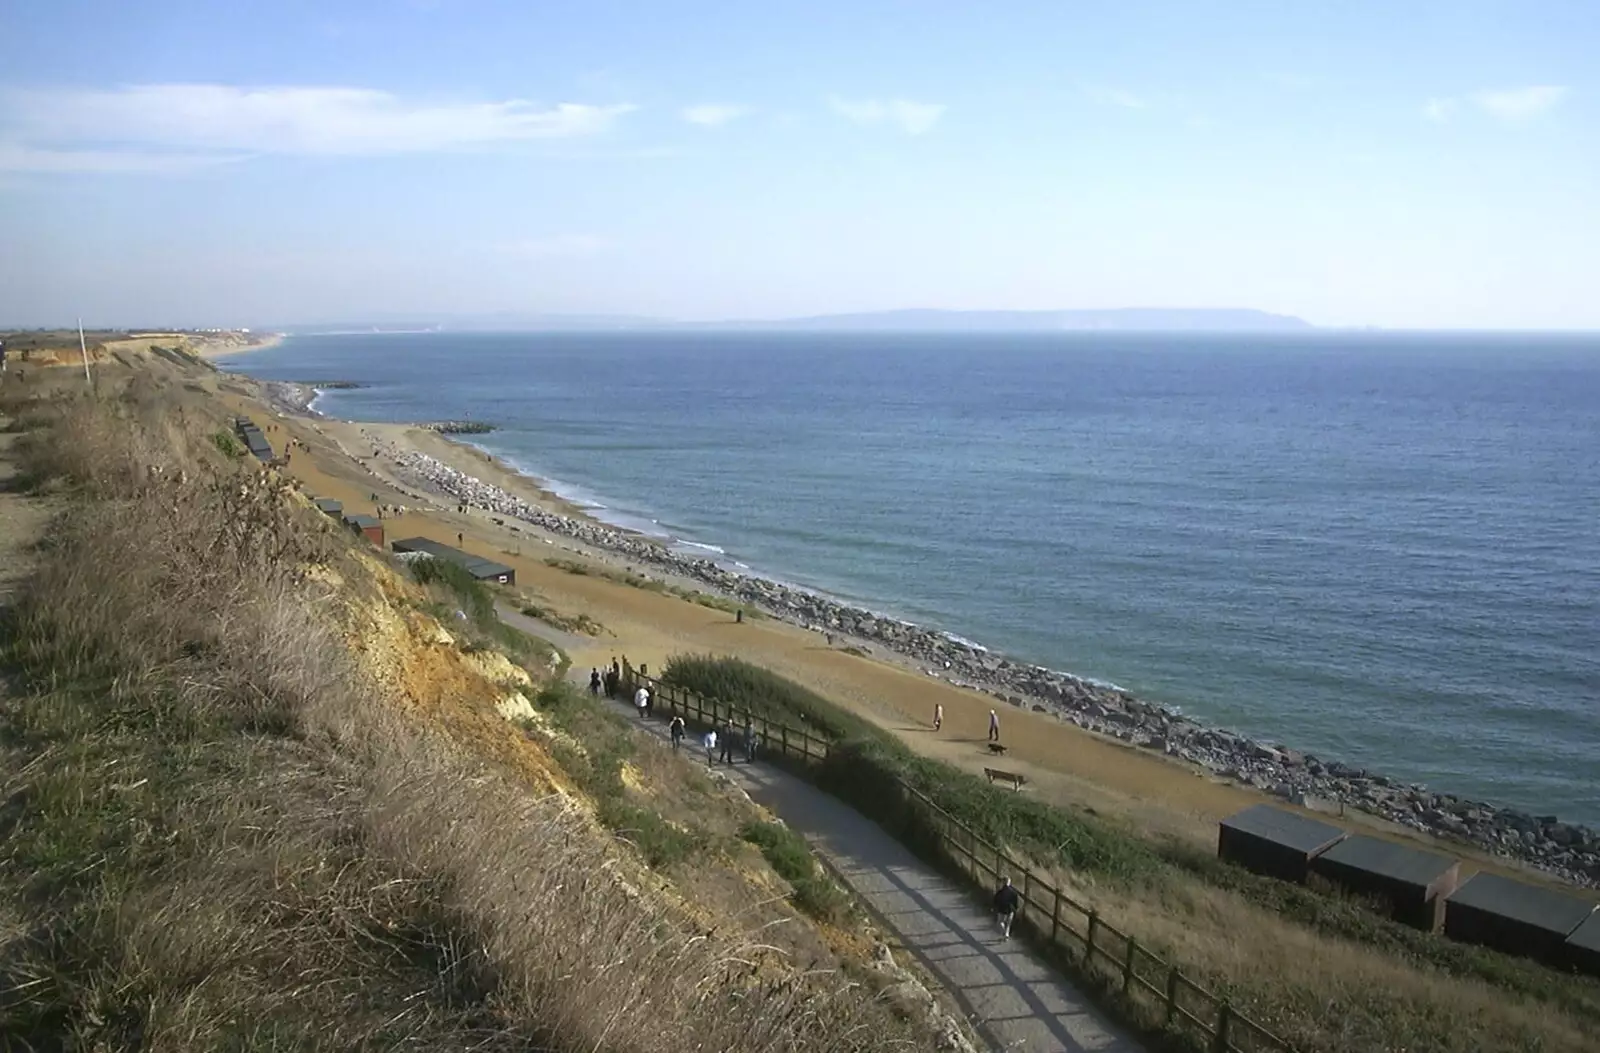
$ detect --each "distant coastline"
[272,306,1314,334]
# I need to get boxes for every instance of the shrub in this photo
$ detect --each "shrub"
[211,430,245,458]
[664,655,1160,883]
[740,821,850,923]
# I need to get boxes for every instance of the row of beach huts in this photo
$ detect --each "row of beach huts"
[305,492,516,585]
[1219,803,1600,975]
[232,416,274,464]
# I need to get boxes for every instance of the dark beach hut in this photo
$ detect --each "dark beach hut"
[1562,909,1600,976]
[1309,834,1461,931]
[390,536,515,585]
[1444,871,1597,966]
[313,497,343,517]
[235,417,273,462]
[343,513,384,547]
[1217,804,1347,884]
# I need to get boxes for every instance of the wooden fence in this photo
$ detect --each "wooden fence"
[625,667,1294,1053]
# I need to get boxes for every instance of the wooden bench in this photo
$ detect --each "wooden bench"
[984,767,1026,791]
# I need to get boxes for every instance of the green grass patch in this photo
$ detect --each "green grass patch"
[531,682,708,868]
[210,430,245,458]
[739,820,850,922]
[410,557,566,675]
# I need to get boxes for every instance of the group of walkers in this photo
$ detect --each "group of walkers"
[689,719,758,765]
[588,657,625,700]
[587,657,759,767]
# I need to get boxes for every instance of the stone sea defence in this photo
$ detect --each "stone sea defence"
[379,440,1600,888]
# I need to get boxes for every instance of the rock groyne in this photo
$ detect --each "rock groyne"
[379,439,1600,887]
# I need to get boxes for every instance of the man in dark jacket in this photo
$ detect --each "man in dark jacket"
[993,876,1021,939]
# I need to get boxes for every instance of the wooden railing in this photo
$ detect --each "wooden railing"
[624,667,1294,1053]
[625,668,833,767]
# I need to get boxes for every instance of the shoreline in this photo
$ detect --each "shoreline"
[246,373,1600,887]
[191,332,287,358]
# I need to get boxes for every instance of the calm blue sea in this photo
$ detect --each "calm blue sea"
[228,331,1600,824]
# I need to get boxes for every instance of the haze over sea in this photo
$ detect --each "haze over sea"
[231,331,1600,825]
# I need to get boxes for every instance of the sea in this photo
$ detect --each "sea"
[225,331,1600,826]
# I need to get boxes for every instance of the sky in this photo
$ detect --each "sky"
[0,0,1596,329]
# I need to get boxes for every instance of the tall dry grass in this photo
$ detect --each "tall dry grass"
[0,381,921,1051]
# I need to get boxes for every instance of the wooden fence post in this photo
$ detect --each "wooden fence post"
[1051,887,1061,943]
[1213,1001,1232,1053]
[1165,966,1179,1027]
[1087,910,1099,962]
[781,726,789,756]
[1022,872,1031,924]
[1123,937,1137,993]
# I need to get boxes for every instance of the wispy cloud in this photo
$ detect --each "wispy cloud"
[828,96,944,135]
[1422,97,1458,122]
[680,104,751,127]
[0,142,237,174]
[1423,85,1568,124]
[1470,85,1569,121]
[0,84,635,171]
[1086,86,1148,110]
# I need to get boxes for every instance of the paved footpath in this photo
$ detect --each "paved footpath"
[501,608,1144,1053]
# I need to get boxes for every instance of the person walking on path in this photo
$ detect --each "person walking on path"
[743,720,757,762]
[635,685,650,720]
[993,876,1021,940]
[719,722,736,765]
[588,668,602,696]
[933,703,943,732]
[643,686,654,719]
[703,728,718,764]
[988,708,1000,743]
[669,716,686,751]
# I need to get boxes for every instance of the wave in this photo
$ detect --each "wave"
[674,539,727,556]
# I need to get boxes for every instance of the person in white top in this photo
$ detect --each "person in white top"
[635,686,650,719]
[703,729,718,763]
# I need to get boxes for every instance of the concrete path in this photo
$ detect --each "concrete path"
[507,610,1143,1053]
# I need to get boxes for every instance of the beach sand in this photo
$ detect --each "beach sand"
[208,375,1587,887]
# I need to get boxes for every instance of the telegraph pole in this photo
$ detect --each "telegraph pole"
[78,319,92,390]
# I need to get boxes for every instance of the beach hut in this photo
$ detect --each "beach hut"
[1444,871,1597,966]
[1217,804,1347,884]
[1309,834,1461,931]
[343,514,384,547]
[390,536,515,585]
[313,497,343,517]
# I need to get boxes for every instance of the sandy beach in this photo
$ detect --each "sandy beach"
[196,369,1600,896]
[192,332,286,357]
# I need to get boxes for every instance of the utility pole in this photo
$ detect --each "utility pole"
[78,318,92,390]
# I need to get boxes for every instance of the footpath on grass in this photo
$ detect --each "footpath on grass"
[500,609,1143,1053]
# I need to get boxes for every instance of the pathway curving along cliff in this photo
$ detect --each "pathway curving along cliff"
[502,606,1144,1053]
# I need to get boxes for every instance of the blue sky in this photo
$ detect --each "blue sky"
[1,0,1595,328]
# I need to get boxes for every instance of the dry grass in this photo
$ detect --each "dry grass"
[0,376,928,1051]
[1033,861,1599,1053]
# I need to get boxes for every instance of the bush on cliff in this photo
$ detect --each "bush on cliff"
[661,655,1159,883]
